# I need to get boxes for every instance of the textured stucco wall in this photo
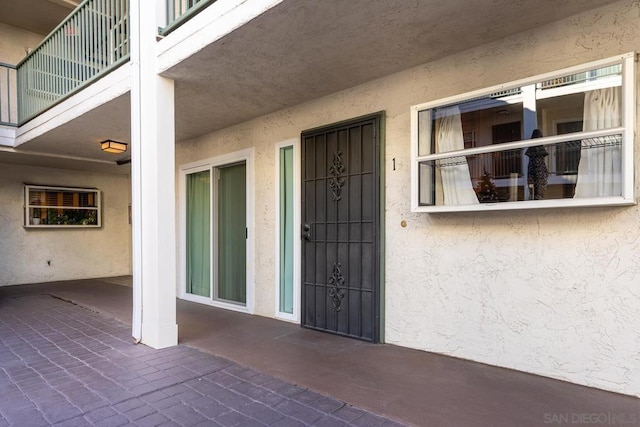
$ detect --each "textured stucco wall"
[0,164,132,286]
[176,0,640,396]
[0,23,44,64]
[0,23,44,124]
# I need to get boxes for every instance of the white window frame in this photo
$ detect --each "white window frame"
[410,52,635,213]
[24,184,101,228]
[178,148,255,314]
[274,139,301,323]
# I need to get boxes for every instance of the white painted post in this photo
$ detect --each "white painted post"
[130,0,178,348]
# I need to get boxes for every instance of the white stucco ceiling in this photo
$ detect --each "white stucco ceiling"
[0,0,77,35]
[4,94,132,174]
[163,0,622,141]
[19,93,131,160]
[3,0,622,172]
[0,149,128,174]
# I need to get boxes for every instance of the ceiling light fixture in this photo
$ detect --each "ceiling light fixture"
[101,140,128,154]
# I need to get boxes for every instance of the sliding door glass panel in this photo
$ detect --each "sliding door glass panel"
[186,170,211,297]
[279,147,294,314]
[217,163,247,304]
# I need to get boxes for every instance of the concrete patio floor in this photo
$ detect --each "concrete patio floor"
[2,278,639,427]
[0,283,402,427]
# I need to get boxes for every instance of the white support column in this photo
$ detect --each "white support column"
[130,0,178,349]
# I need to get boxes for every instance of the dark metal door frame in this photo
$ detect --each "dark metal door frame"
[300,112,382,343]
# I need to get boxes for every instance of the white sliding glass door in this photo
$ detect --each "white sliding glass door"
[181,149,254,313]
[215,163,246,304]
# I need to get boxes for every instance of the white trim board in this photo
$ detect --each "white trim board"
[274,138,301,323]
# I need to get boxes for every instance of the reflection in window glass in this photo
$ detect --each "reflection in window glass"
[432,95,524,153]
[413,59,629,208]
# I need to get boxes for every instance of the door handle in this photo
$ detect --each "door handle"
[302,223,312,241]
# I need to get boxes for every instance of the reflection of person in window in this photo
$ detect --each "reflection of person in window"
[525,129,548,200]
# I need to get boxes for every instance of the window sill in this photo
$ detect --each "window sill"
[412,196,636,213]
[24,224,101,229]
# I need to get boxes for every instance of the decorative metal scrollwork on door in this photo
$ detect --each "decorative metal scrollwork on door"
[328,262,345,311]
[328,150,345,201]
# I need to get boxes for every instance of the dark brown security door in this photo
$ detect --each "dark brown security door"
[301,114,381,342]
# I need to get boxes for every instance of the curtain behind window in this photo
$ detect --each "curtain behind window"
[186,170,211,297]
[574,87,622,198]
[217,163,247,304]
[436,107,479,205]
[279,147,294,314]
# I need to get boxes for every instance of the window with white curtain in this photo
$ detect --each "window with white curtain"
[411,53,635,212]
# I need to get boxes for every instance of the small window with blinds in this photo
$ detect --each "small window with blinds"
[24,185,101,228]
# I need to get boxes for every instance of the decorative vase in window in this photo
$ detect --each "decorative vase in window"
[32,198,42,225]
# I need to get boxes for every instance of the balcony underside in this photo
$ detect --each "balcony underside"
[161,0,622,141]
[2,78,130,174]
[6,0,623,171]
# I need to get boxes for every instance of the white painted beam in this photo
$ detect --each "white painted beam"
[14,66,130,147]
[156,0,283,75]
[0,127,16,147]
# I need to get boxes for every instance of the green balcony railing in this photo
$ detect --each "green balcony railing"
[163,0,214,35]
[0,62,18,126]
[17,0,130,124]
